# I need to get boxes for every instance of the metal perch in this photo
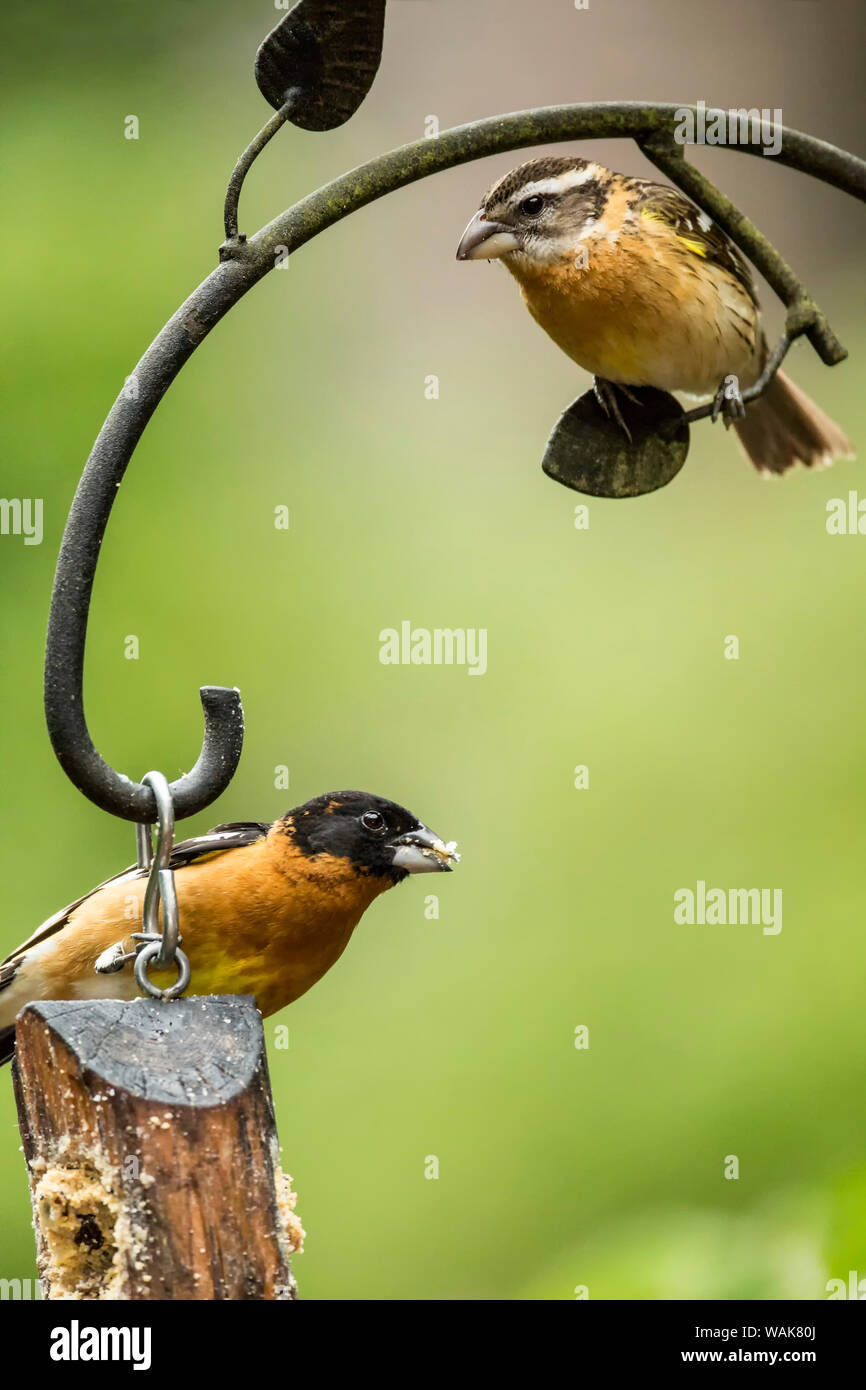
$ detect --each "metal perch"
[43,3,866,824]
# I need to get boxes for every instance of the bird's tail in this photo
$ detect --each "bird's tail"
[733,369,854,475]
[0,1025,15,1067]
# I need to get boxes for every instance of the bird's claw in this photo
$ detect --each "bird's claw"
[94,940,137,974]
[593,378,641,442]
[93,931,180,975]
[712,374,746,428]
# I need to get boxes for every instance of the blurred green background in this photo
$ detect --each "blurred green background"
[2,0,865,1300]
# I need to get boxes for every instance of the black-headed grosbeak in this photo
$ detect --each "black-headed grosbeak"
[457,155,853,475]
[0,791,459,1064]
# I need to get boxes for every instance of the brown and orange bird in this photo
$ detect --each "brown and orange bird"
[457,154,853,474]
[0,791,459,1064]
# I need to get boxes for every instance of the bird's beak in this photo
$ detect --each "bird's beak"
[456,210,520,261]
[389,825,461,874]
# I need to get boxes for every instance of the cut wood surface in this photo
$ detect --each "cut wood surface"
[12,995,302,1300]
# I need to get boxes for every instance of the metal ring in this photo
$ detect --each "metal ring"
[140,771,180,971]
[134,940,192,1001]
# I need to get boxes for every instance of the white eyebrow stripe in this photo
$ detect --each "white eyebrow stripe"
[513,165,601,200]
[510,178,564,199]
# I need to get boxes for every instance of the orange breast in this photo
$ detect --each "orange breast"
[35,836,394,1018]
[507,230,760,395]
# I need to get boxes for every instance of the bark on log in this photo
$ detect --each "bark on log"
[11,996,302,1300]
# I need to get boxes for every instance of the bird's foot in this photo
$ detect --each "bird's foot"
[711,373,746,428]
[94,939,138,974]
[593,378,642,441]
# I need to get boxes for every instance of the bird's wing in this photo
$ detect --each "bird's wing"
[635,182,759,306]
[0,822,271,969]
[165,822,272,869]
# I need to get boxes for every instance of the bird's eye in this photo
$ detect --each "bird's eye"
[361,810,386,833]
[520,194,545,216]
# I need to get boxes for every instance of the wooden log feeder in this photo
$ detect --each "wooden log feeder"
[11,995,303,1300]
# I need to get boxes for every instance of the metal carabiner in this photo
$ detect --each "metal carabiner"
[133,771,192,1001]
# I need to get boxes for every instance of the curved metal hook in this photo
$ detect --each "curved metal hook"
[42,244,260,823]
[46,102,866,822]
